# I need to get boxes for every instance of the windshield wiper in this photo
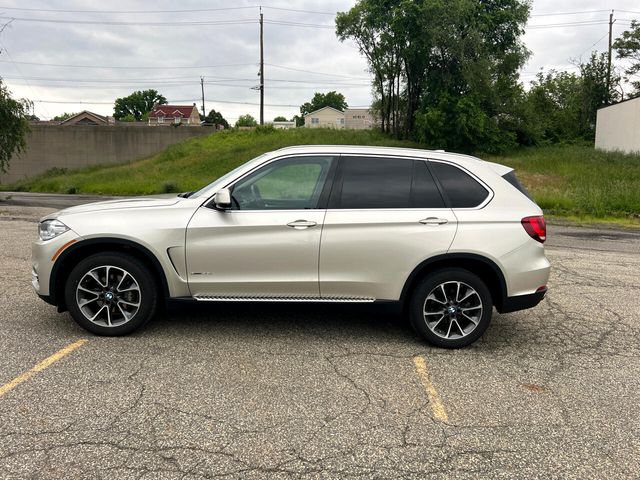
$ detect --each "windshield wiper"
[177,191,195,198]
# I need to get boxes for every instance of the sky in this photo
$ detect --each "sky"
[0,1,637,122]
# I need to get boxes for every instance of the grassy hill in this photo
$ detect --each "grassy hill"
[3,127,639,227]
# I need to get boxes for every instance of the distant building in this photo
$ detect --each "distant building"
[271,120,296,129]
[344,108,377,130]
[148,103,201,126]
[595,97,640,154]
[59,110,115,126]
[303,106,345,129]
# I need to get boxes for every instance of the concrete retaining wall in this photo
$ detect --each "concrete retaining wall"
[0,125,213,184]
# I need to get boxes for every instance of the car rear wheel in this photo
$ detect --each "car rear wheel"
[64,252,158,336]
[409,268,493,348]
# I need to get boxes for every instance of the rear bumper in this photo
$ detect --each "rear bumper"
[497,287,547,314]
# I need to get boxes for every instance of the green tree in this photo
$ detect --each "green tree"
[235,114,257,127]
[522,54,620,143]
[114,89,166,121]
[273,116,288,122]
[613,20,640,96]
[579,52,620,130]
[300,91,348,117]
[0,79,30,173]
[203,109,229,128]
[337,0,530,152]
[53,112,78,122]
[524,70,583,142]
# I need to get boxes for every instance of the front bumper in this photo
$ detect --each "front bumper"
[498,286,548,314]
[32,229,80,298]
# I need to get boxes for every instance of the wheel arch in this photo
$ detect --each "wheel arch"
[400,253,508,311]
[50,238,170,312]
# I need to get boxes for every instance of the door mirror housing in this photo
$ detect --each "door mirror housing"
[214,188,232,209]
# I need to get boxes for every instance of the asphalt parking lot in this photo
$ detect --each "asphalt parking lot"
[1,204,639,479]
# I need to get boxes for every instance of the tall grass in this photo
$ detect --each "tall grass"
[3,128,639,224]
[488,145,640,219]
[3,128,420,196]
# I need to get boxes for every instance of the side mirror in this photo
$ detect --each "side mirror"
[214,187,232,209]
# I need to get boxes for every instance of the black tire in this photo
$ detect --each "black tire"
[409,268,493,348]
[64,252,159,336]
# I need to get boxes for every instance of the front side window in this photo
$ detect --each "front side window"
[430,161,489,208]
[231,156,334,210]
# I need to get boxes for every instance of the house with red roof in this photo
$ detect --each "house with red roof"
[148,103,201,126]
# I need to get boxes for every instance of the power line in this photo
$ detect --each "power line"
[267,63,368,79]
[527,20,609,29]
[263,20,333,29]
[1,74,369,86]
[0,16,258,26]
[0,5,258,14]
[29,98,301,107]
[0,39,51,118]
[530,9,611,17]
[0,58,370,81]
[261,6,336,16]
[0,59,256,70]
[576,31,610,59]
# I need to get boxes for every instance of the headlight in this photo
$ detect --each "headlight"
[39,219,70,241]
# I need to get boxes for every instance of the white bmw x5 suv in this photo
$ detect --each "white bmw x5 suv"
[33,145,549,348]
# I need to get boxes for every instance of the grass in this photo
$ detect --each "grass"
[487,144,640,228]
[2,128,639,228]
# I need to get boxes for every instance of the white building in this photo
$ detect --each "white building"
[595,97,640,154]
[344,108,377,129]
[271,120,296,129]
[303,106,345,128]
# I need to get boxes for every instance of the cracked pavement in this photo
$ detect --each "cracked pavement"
[1,206,639,479]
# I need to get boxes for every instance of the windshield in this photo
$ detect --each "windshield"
[189,153,269,199]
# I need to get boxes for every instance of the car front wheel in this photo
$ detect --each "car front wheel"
[409,268,493,348]
[64,252,158,336]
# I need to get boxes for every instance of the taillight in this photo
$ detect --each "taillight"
[521,216,546,243]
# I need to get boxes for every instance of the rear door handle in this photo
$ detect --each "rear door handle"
[419,217,448,225]
[287,219,317,229]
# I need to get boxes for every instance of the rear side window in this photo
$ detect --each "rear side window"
[337,157,413,209]
[430,161,489,208]
[333,157,445,209]
[502,170,532,200]
[412,161,445,208]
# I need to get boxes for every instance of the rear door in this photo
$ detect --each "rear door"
[319,156,457,301]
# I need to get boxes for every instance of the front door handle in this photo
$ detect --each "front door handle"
[419,217,448,225]
[287,219,317,229]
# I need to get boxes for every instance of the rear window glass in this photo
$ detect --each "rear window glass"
[502,171,532,200]
[430,162,489,208]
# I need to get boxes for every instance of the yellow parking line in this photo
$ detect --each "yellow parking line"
[413,356,449,423]
[0,339,88,398]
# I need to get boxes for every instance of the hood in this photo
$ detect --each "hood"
[46,195,181,219]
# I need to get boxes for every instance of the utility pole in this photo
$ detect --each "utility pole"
[259,8,264,125]
[200,76,206,119]
[606,10,615,102]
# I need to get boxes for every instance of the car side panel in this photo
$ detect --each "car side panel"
[319,209,458,300]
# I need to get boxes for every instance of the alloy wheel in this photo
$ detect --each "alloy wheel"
[423,281,483,340]
[75,265,141,327]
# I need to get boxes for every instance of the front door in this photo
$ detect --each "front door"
[185,155,336,298]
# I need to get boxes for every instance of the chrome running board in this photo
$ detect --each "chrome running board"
[192,294,375,303]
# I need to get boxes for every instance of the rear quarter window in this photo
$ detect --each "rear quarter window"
[502,170,533,200]
[429,161,490,208]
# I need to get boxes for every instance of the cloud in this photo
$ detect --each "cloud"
[0,0,636,120]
